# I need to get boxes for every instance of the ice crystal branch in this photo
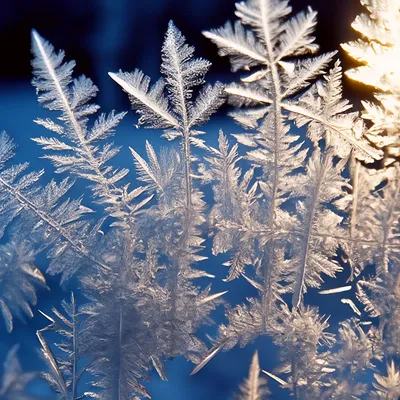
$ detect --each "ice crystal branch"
[372,361,400,399]
[79,231,164,399]
[290,149,347,308]
[110,21,226,373]
[0,240,46,333]
[109,21,225,216]
[235,351,270,400]
[0,345,37,400]
[37,294,88,400]
[204,0,381,162]
[31,30,139,224]
[193,0,389,378]
[342,0,400,165]
[0,131,109,283]
[194,5,356,374]
[269,305,335,399]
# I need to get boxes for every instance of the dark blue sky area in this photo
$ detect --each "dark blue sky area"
[1,0,365,106]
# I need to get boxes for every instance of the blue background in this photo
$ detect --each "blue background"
[0,0,370,398]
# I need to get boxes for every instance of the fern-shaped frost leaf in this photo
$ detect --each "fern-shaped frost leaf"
[236,351,270,400]
[372,361,400,399]
[288,61,383,162]
[282,52,336,98]
[0,132,111,281]
[0,345,37,399]
[162,20,212,120]
[342,0,400,164]
[203,21,268,72]
[109,70,179,129]
[0,240,46,333]
[277,7,318,60]
[38,294,90,400]
[31,30,135,221]
[188,82,225,128]
[110,21,225,388]
[235,0,292,49]
[291,149,347,309]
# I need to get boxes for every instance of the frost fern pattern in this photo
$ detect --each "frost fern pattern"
[0,0,399,399]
